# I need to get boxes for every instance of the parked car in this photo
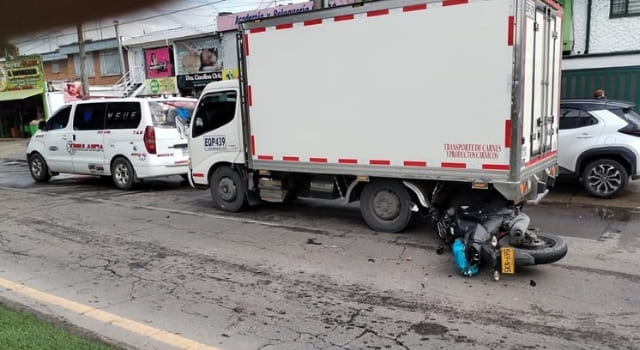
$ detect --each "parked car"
[26,97,197,190]
[558,99,640,198]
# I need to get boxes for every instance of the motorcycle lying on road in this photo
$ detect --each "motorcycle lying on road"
[425,183,568,279]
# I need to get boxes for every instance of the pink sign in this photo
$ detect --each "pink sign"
[216,1,314,32]
[145,47,174,79]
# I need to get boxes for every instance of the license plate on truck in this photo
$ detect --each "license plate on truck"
[500,247,515,274]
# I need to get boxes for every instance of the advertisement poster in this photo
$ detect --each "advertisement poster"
[145,77,177,95]
[63,81,84,102]
[144,47,174,79]
[0,55,45,93]
[175,37,223,75]
[216,1,314,31]
[326,0,357,6]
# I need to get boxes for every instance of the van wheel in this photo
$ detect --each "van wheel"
[112,158,135,190]
[582,159,628,198]
[210,166,247,212]
[29,153,51,182]
[360,180,413,233]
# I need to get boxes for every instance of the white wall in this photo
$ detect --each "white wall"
[221,32,238,72]
[571,0,640,55]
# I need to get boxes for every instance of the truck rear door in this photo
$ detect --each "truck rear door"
[521,0,562,165]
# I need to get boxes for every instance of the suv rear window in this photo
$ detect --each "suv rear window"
[149,101,196,128]
[611,108,640,127]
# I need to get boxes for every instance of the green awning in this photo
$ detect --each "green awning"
[0,89,42,102]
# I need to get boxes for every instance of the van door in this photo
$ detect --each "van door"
[104,101,142,171]
[71,102,107,174]
[522,0,561,162]
[188,90,242,182]
[42,105,74,173]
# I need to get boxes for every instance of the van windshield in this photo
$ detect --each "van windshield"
[149,100,196,128]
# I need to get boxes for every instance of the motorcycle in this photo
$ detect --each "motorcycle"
[427,183,568,279]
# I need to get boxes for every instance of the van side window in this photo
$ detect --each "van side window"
[46,106,71,130]
[559,108,598,130]
[192,91,237,138]
[73,103,106,130]
[105,102,141,129]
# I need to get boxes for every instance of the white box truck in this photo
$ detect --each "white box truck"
[186,0,568,274]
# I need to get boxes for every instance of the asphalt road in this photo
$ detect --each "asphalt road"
[0,159,639,350]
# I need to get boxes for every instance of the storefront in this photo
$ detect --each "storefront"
[0,55,47,138]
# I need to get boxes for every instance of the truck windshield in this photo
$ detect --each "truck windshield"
[149,100,196,128]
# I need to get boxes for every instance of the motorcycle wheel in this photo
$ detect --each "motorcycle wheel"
[504,232,568,265]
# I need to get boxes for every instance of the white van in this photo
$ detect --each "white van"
[26,97,196,190]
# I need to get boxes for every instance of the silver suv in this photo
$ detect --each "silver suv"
[559,99,640,198]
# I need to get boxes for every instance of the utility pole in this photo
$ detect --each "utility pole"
[76,23,90,97]
[114,20,127,78]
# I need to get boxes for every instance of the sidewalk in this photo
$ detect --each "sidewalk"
[0,138,28,161]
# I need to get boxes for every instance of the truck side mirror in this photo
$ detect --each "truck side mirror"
[38,121,47,131]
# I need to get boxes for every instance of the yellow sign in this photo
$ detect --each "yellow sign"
[222,68,239,80]
[500,247,515,274]
[145,77,176,95]
[0,55,45,93]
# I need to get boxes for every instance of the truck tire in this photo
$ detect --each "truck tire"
[210,166,247,212]
[360,180,413,233]
[581,159,628,198]
[29,153,51,183]
[111,157,135,190]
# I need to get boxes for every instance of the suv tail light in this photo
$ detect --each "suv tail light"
[143,126,157,154]
[618,124,640,137]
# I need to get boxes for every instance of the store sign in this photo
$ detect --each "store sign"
[175,37,223,75]
[216,1,314,31]
[145,77,177,95]
[0,55,45,92]
[144,47,174,79]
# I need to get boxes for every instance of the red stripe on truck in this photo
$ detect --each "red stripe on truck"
[508,16,515,46]
[251,135,256,155]
[442,0,468,6]
[403,4,427,12]
[304,19,323,26]
[310,157,328,163]
[334,14,354,22]
[192,173,205,178]
[367,9,389,17]
[482,164,510,171]
[283,156,299,162]
[442,162,466,169]
[258,155,274,160]
[525,150,557,167]
[370,159,390,166]
[404,161,427,167]
[250,27,266,33]
[276,23,293,30]
[505,120,511,148]
[338,158,358,164]
[248,85,253,106]
[244,34,249,56]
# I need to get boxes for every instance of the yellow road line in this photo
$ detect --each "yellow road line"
[0,276,222,350]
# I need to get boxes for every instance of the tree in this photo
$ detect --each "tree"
[0,38,19,58]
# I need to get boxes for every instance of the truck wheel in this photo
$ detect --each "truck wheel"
[111,157,135,190]
[360,180,413,233]
[29,153,51,183]
[210,166,247,212]
[581,159,627,198]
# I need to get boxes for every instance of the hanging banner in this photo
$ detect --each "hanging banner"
[144,47,174,79]
[145,77,177,95]
[0,55,45,92]
[216,1,314,31]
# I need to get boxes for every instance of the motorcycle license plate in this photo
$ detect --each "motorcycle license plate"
[500,247,515,274]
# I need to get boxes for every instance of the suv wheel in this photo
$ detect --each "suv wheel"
[581,159,628,198]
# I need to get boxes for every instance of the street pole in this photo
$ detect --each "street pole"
[76,23,90,97]
[114,20,127,78]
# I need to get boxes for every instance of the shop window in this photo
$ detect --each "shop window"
[74,53,95,77]
[100,50,121,76]
[611,0,640,17]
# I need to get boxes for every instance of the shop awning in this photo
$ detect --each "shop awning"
[0,89,42,103]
